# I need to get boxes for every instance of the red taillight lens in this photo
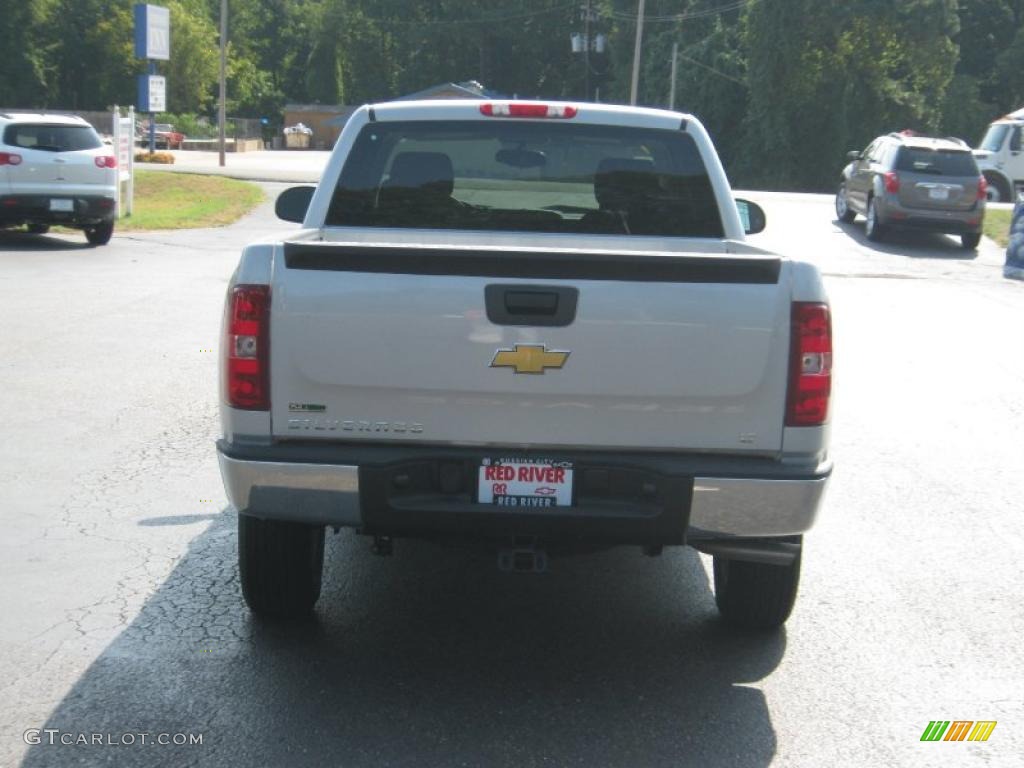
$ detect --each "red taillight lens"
[786,303,832,427]
[0,152,23,166]
[883,171,900,194]
[977,176,988,200]
[480,102,578,119]
[94,156,116,168]
[225,285,270,410]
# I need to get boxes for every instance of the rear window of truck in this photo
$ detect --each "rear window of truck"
[895,147,978,177]
[326,120,724,237]
[3,123,102,152]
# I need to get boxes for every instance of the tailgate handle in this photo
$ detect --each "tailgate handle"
[485,284,578,327]
[505,290,558,315]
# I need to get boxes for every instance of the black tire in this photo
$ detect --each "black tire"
[239,514,325,618]
[84,221,114,246]
[961,232,982,250]
[984,172,1011,203]
[864,197,885,241]
[713,543,802,629]
[26,223,50,235]
[835,182,856,223]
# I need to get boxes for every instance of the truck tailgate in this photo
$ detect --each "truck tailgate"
[270,243,790,453]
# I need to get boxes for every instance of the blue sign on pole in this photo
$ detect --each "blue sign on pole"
[137,74,166,113]
[134,4,170,61]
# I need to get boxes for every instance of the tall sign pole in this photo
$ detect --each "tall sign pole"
[583,1,591,102]
[219,0,227,167]
[134,5,170,151]
[629,0,646,105]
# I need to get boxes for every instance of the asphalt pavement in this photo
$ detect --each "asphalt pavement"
[1,188,1022,767]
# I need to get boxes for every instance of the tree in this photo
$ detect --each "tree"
[0,0,52,107]
[743,0,959,190]
[164,1,219,113]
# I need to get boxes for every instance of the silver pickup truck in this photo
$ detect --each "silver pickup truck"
[217,100,832,629]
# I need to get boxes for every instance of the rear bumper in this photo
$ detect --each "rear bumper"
[0,194,116,227]
[877,197,983,234]
[217,440,831,543]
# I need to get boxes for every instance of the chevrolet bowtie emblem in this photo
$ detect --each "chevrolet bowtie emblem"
[490,344,570,375]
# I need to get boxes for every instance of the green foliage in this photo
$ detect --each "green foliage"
[3,0,1022,191]
[941,74,991,145]
[155,112,216,138]
[742,0,959,190]
[0,0,52,106]
[164,1,219,113]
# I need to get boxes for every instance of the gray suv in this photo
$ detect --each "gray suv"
[835,132,986,249]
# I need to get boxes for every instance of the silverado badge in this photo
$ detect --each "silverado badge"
[490,344,570,375]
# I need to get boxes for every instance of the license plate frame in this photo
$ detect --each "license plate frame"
[49,198,74,212]
[477,458,574,508]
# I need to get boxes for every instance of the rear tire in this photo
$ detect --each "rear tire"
[835,182,856,223]
[84,221,114,246]
[865,197,885,241]
[984,172,1011,203]
[961,232,981,250]
[26,223,50,235]
[239,515,325,618]
[713,542,801,629]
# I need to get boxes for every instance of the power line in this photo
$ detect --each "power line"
[674,50,746,87]
[353,2,577,27]
[611,0,757,24]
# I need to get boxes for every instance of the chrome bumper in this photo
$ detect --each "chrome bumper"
[219,449,828,537]
[217,452,362,525]
[688,475,829,537]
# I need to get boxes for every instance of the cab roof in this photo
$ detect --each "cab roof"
[366,99,696,132]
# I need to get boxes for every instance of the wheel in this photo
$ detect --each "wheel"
[865,197,885,241]
[961,232,982,250]
[713,544,801,629]
[26,223,50,235]
[984,172,1011,203]
[835,182,856,223]
[239,514,325,618]
[84,221,114,246]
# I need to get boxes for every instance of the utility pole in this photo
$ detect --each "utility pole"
[629,0,646,105]
[669,41,678,110]
[584,0,591,102]
[218,0,227,167]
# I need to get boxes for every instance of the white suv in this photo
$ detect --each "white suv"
[0,113,117,245]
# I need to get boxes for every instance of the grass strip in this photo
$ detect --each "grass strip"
[116,171,264,231]
[983,209,1012,248]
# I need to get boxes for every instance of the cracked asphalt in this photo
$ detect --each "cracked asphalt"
[1,188,1022,767]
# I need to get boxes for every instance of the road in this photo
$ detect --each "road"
[1,190,1022,767]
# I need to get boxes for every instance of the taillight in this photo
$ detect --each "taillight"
[0,152,23,166]
[94,156,117,168]
[480,102,578,119]
[883,172,900,194]
[785,303,832,427]
[977,176,988,200]
[225,285,270,410]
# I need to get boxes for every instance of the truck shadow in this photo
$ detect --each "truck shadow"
[834,218,979,259]
[21,510,785,768]
[0,231,92,251]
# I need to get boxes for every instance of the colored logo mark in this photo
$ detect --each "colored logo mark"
[920,721,997,742]
[490,344,570,375]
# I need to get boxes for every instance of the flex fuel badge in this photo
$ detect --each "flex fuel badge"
[288,403,327,413]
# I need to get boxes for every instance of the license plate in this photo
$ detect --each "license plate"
[928,187,949,200]
[478,458,574,508]
[49,198,73,212]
